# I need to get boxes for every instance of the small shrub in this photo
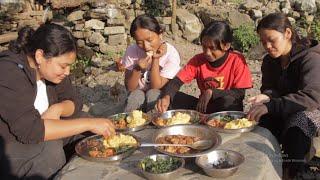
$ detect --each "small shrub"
[104,50,125,61]
[52,10,67,21]
[233,24,259,53]
[71,56,91,72]
[311,20,320,41]
[0,11,6,20]
[144,0,169,16]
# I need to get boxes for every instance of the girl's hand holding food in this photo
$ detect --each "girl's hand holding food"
[247,104,268,122]
[196,89,213,113]
[156,95,170,113]
[90,118,116,138]
[152,42,167,60]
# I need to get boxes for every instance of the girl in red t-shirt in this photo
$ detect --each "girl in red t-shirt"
[156,21,252,114]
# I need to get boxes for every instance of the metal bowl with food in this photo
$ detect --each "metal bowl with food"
[75,134,140,162]
[205,111,257,133]
[152,109,206,128]
[139,154,185,180]
[195,149,245,178]
[152,125,221,158]
[108,110,151,132]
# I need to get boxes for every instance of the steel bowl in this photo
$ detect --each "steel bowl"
[205,111,257,133]
[151,109,206,128]
[139,154,185,180]
[75,134,140,162]
[108,112,151,132]
[195,149,245,178]
[152,124,221,158]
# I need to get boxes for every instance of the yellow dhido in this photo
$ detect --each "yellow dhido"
[167,112,191,126]
[126,110,146,128]
[103,134,137,148]
[224,118,254,129]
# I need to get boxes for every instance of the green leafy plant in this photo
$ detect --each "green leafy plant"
[71,56,92,72]
[104,50,125,61]
[311,20,320,41]
[0,11,6,20]
[52,10,67,21]
[233,24,259,53]
[143,0,169,17]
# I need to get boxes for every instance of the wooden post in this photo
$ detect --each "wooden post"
[171,0,178,35]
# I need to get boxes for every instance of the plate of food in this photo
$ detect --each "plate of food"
[152,109,205,128]
[109,110,151,132]
[195,149,245,178]
[152,125,221,158]
[75,133,140,162]
[205,111,257,133]
[139,154,185,180]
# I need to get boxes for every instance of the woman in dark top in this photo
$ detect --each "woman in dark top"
[0,23,115,179]
[247,13,320,178]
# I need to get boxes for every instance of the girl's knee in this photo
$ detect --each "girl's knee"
[146,89,161,102]
[125,89,146,112]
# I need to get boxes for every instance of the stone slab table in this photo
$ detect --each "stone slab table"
[55,126,282,180]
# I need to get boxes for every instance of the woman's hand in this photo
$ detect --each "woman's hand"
[90,118,116,138]
[248,94,270,105]
[152,42,167,59]
[137,55,152,70]
[196,89,213,113]
[156,95,170,113]
[41,103,63,120]
[247,104,268,122]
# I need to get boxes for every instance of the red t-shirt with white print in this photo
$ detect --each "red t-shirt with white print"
[177,51,252,94]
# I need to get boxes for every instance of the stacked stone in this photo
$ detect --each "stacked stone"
[239,0,318,26]
[13,10,53,29]
[65,2,127,69]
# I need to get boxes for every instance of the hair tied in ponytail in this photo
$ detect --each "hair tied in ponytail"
[9,26,35,54]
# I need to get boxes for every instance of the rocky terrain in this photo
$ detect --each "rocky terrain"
[1,0,320,178]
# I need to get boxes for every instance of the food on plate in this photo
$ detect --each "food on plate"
[126,110,146,128]
[207,116,254,129]
[156,135,200,154]
[224,118,254,129]
[112,110,147,129]
[154,112,191,126]
[87,134,138,158]
[146,51,154,57]
[207,119,226,128]
[103,133,138,148]
[140,156,182,174]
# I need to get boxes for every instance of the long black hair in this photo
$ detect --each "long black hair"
[130,14,163,38]
[200,21,233,50]
[9,23,77,58]
[257,13,300,44]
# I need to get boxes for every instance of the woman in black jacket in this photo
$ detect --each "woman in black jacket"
[247,13,320,178]
[0,23,115,179]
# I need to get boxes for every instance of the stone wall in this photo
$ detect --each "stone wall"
[1,0,318,48]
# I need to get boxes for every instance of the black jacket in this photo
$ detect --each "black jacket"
[0,50,82,144]
[262,41,320,117]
